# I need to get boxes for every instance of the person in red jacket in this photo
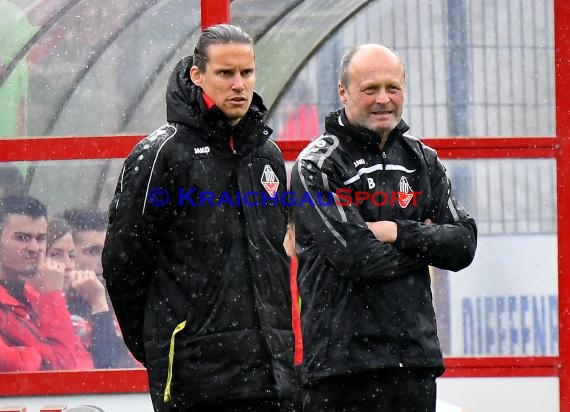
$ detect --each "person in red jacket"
[0,195,93,371]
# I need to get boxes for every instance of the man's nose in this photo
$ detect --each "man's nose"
[232,75,245,91]
[376,88,390,104]
[27,238,44,252]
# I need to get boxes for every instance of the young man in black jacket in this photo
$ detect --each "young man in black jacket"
[291,44,478,411]
[102,24,296,411]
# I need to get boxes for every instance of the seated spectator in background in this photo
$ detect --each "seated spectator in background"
[63,208,140,368]
[47,218,139,369]
[63,208,106,282]
[0,165,25,198]
[0,195,93,371]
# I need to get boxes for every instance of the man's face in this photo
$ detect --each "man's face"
[73,229,105,279]
[190,43,255,126]
[0,214,47,279]
[339,46,405,138]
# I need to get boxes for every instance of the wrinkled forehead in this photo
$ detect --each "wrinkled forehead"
[349,46,405,81]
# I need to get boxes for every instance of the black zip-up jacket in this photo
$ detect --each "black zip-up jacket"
[102,56,295,411]
[290,110,477,383]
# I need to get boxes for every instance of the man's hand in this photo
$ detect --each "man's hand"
[70,270,109,314]
[365,221,398,243]
[28,253,65,292]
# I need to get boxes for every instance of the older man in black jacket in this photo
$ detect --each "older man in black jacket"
[291,44,477,412]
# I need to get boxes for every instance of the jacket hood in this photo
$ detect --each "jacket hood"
[165,55,269,127]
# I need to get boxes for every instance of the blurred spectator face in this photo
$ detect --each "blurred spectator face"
[47,232,75,292]
[0,214,47,278]
[73,229,105,279]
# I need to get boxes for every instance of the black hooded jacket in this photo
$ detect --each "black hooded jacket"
[102,56,295,410]
[291,109,477,383]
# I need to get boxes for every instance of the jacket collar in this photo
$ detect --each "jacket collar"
[0,279,37,307]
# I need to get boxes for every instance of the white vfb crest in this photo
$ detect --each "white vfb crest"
[397,176,414,208]
[261,165,280,197]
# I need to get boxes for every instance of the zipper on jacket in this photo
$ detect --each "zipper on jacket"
[381,151,387,167]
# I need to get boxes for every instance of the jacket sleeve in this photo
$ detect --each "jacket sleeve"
[291,148,424,281]
[36,290,94,370]
[0,336,42,371]
[89,311,138,369]
[393,154,477,272]
[102,135,170,363]
[0,308,43,372]
[0,289,93,371]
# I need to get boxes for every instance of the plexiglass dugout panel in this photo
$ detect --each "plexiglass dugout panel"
[0,0,554,139]
[436,158,558,357]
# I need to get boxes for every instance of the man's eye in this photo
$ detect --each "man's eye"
[15,234,30,242]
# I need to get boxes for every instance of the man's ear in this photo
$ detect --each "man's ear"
[190,66,202,86]
[338,82,348,105]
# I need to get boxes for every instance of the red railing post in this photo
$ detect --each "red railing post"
[200,0,230,29]
[555,1,570,411]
